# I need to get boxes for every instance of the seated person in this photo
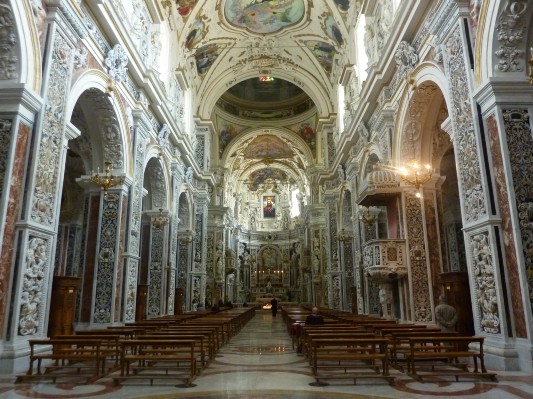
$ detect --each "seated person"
[305,307,324,325]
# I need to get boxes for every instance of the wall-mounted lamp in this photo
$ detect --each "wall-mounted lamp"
[90,161,125,192]
[152,209,169,229]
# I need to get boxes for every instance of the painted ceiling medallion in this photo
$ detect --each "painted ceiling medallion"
[224,0,305,34]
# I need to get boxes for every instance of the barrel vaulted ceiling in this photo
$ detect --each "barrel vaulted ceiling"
[168,0,357,197]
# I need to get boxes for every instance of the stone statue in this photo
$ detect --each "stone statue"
[434,295,458,332]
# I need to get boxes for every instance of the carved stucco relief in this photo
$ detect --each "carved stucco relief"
[494,1,529,73]
[19,236,50,336]
[0,1,18,80]
[469,232,501,334]
[31,33,74,226]
[444,27,486,223]
[405,192,432,323]
[147,226,164,317]
[93,193,120,323]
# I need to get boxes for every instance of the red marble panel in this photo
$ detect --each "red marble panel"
[0,122,30,334]
[487,113,526,338]
[80,194,100,323]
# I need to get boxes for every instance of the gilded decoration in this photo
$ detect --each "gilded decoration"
[444,27,486,222]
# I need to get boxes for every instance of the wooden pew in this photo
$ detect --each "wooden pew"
[406,336,497,381]
[385,330,457,370]
[308,337,394,385]
[138,334,208,367]
[113,339,197,387]
[16,338,107,384]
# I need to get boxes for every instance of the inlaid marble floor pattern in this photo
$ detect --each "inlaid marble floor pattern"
[1,311,532,399]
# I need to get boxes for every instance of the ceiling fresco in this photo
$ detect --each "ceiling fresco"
[170,0,355,209]
[195,43,226,75]
[243,135,294,159]
[247,168,289,191]
[185,17,207,50]
[218,119,247,155]
[224,0,307,34]
[288,117,317,153]
[177,0,200,18]
[303,40,336,73]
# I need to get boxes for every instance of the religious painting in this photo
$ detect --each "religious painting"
[263,195,276,218]
[288,116,317,153]
[248,168,287,191]
[304,40,336,74]
[177,0,199,18]
[195,44,225,75]
[243,135,293,159]
[324,15,344,46]
[218,119,246,155]
[185,18,206,50]
[224,0,306,34]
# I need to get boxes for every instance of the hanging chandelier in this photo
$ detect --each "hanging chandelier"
[338,228,351,243]
[180,229,194,244]
[89,161,125,192]
[359,207,378,227]
[152,209,169,229]
[398,160,432,197]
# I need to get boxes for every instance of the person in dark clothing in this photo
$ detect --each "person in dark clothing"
[270,297,278,317]
[305,307,324,325]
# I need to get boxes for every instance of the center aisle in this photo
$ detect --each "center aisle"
[4,310,524,399]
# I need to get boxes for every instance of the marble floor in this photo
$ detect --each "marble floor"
[1,311,532,399]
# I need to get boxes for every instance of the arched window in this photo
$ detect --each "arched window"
[355,14,368,83]
[337,83,345,133]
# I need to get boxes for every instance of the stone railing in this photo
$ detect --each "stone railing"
[362,239,407,281]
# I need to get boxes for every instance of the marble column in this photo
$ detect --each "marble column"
[121,111,149,322]
[189,194,209,310]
